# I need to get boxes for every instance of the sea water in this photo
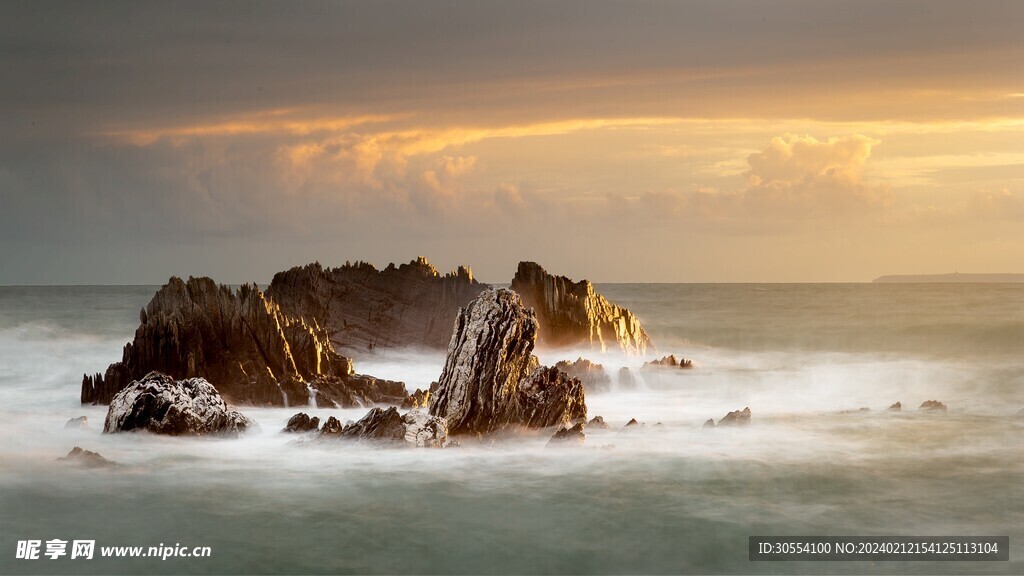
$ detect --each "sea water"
[0,284,1021,574]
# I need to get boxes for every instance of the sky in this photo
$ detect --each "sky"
[1,0,1022,284]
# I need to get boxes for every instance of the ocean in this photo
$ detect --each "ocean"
[0,283,1021,574]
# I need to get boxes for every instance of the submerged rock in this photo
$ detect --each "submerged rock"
[429,288,587,435]
[103,371,255,436]
[319,416,344,436]
[554,358,612,393]
[267,257,486,356]
[888,401,902,412]
[547,423,586,447]
[59,447,116,468]
[82,276,407,408]
[283,412,320,433]
[64,416,89,429]
[919,400,947,413]
[717,407,751,427]
[587,415,609,429]
[510,261,652,355]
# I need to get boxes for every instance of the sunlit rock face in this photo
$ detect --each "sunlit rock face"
[103,371,255,436]
[510,261,653,355]
[82,277,407,407]
[266,257,486,356]
[430,288,586,435]
[554,357,612,393]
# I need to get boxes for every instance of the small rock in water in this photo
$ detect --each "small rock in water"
[283,412,320,433]
[319,416,344,436]
[642,355,693,370]
[624,418,640,428]
[59,447,116,469]
[401,388,431,410]
[919,400,947,413]
[702,418,716,429]
[717,407,751,427]
[587,415,609,429]
[64,416,89,429]
[547,422,585,447]
[888,402,902,412]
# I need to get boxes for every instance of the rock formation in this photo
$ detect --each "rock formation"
[429,288,587,435]
[283,412,320,433]
[401,386,433,410]
[82,276,407,408]
[919,400,947,413]
[547,423,585,447]
[554,358,612,393]
[318,407,448,448]
[266,257,486,356]
[888,401,902,412]
[717,407,751,427]
[510,261,652,355]
[59,447,116,468]
[587,415,609,429]
[64,416,89,429]
[624,418,639,428]
[104,371,255,436]
[702,418,716,429]
[642,355,693,370]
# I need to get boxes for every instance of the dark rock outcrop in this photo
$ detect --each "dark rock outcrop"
[64,416,89,429]
[554,358,612,393]
[624,418,639,428]
[266,257,486,356]
[82,276,407,408]
[547,423,585,447]
[510,261,652,355]
[321,407,448,447]
[319,416,344,436]
[103,371,255,436]
[717,407,751,427]
[642,355,693,370]
[429,288,587,435]
[59,447,116,468]
[919,400,947,413]
[283,412,320,433]
[587,415,609,429]
[888,402,902,412]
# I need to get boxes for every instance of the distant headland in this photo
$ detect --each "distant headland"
[873,273,1024,283]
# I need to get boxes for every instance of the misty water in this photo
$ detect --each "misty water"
[1,284,1022,574]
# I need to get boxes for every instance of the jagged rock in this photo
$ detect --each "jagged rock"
[283,412,320,433]
[103,371,255,436]
[266,257,486,356]
[587,415,609,429]
[554,358,612,393]
[888,402,902,412]
[322,407,447,448]
[429,288,587,435]
[59,447,116,468]
[510,261,652,355]
[717,407,751,427]
[702,418,716,429]
[64,416,89,429]
[919,400,947,413]
[82,276,407,408]
[547,423,585,447]
[624,418,639,428]
[401,388,431,410]
[618,367,638,389]
[319,416,344,436]
[642,355,693,370]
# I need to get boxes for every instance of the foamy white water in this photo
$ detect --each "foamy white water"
[1,285,1022,574]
